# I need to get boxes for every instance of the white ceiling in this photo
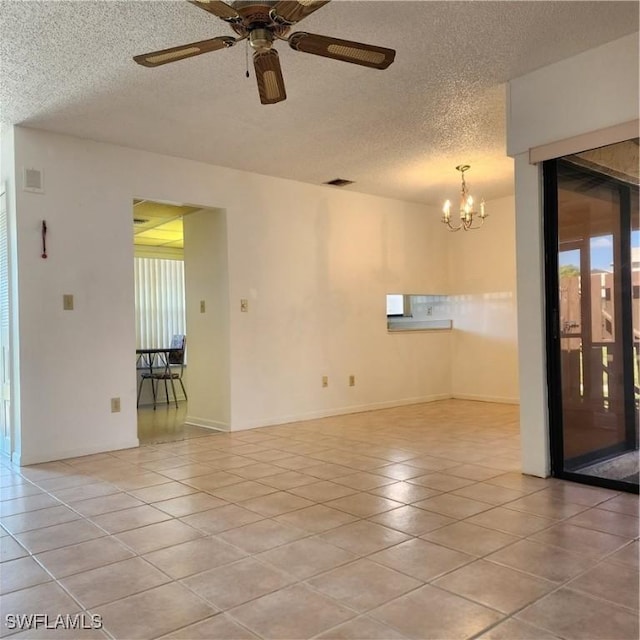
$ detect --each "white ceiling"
[1,1,637,206]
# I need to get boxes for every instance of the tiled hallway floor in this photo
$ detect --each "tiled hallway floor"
[1,400,638,639]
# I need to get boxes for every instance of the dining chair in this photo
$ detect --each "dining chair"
[150,334,187,409]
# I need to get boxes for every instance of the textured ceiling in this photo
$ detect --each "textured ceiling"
[1,1,638,206]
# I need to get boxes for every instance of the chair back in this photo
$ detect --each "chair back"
[168,334,186,365]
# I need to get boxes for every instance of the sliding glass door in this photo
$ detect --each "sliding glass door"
[544,140,638,492]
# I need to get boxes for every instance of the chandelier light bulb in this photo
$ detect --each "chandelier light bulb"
[442,199,451,221]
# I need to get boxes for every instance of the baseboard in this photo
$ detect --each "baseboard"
[229,394,452,431]
[18,438,140,466]
[184,415,230,432]
[452,394,520,405]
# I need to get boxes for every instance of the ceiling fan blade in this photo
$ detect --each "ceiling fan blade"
[134,37,237,67]
[253,50,287,104]
[288,32,395,69]
[188,0,240,21]
[271,0,330,25]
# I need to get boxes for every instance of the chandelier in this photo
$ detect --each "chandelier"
[441,164,487,231]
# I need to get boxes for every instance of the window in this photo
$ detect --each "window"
[386,293,453,331]
[134,257,185,350]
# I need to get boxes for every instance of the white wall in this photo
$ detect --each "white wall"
[507,33,639,157]
[513,155,549,477]
[507,32,639,477]
[448,196,519,404]
[184,208,230,430]
[11,131,140,465]
[226,184,453,429]
[8,126,453,463]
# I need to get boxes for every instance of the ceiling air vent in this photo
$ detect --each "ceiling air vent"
[23,167,44,193]
[324,178,354,187]
[133,218,149,225]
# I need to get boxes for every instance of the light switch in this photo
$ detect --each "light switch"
[200,300,206,313]
[63,294,74,311]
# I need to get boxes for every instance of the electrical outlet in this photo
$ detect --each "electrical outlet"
[240,299,249,312]
[63,294,74,311]
[349,375,355,387]
[426,306,433,316]
[110,397,121,413]
[322,375,328,388]
[200,300,206,313]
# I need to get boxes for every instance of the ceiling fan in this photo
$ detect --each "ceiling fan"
[133,0,396,104]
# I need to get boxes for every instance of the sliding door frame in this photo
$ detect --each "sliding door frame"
[543,158,639,494]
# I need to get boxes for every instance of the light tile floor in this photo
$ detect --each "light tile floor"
[1,400,638,639]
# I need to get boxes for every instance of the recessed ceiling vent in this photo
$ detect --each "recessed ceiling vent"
[324,178,354,187]
[133,218,149,225]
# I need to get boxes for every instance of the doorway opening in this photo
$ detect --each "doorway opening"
[132,199,231,444]
[544,139,639,493]
[133,199,195,444]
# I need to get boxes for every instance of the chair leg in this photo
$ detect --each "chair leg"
[164,379,169,406]
[169,376,178,409]
[137,377,144,408]
[178,378,187,401]
[151,378,157,410]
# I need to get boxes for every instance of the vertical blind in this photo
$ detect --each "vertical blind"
[0,190,10,450]
[0,193,8,336]
[134,257,186,349]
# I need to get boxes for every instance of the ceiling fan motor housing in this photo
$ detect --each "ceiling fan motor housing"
[230,1,290,39]
[249,28,274,51]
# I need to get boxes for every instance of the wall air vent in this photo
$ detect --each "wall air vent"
[324,178,355,187]
[133,218,149,225]
[23,168,44,193]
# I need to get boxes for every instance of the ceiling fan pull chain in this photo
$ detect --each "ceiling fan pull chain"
[245,39,250,78]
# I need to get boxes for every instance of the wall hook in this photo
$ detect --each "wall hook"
[41,220,47,259]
